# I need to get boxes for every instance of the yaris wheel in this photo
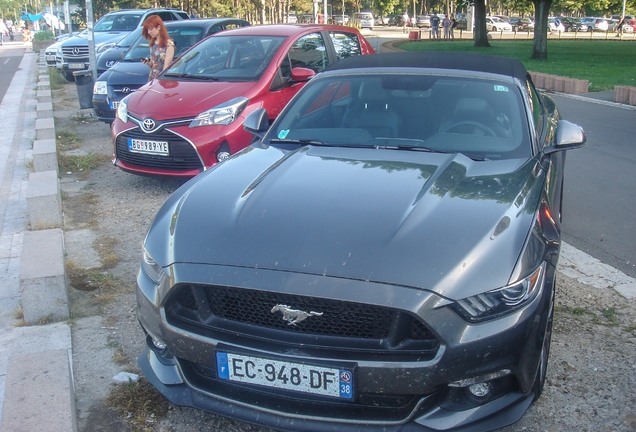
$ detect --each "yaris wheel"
[533,287,554,401]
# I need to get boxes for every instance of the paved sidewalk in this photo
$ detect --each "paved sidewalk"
[0,45,76,432]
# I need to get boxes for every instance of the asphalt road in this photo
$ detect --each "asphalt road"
[0,48,24,102]
[552,94,636,279]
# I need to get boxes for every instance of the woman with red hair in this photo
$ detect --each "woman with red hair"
[141,15,175,80]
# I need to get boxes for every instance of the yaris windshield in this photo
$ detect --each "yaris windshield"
[163,35,286,82]
[267,73,532,160]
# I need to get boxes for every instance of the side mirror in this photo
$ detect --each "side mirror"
[243,108,269,139]
[290,67,315,82]
[545,120,586,154]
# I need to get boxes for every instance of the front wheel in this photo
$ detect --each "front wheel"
[532,287,554,401]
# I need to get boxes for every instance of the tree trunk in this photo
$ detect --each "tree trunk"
[473,0,490,47]
[531,0,552,59]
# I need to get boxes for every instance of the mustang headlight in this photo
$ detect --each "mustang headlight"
[141,247,167,284]
[116,95,129,123]
[452,263,546,322]
[93,80,107,95]
[189,97,249,128]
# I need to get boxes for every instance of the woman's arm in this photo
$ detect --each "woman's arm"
[162,40,176,73]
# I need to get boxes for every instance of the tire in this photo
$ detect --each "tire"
[62,71,75,82]
[532,286,554,401]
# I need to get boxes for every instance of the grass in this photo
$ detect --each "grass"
[48,67,68,90]
[57,153,111,179]
[397,40,636,91]
[107,378,169,432]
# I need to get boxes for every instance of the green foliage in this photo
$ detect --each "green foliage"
[33,30,55,41]
[397,40,636,90]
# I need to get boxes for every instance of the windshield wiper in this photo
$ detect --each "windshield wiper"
[269,138,329,146]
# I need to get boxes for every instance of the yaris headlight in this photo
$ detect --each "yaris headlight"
[116,94,129,123]
[190,97,249,128]
[93,80,107,95]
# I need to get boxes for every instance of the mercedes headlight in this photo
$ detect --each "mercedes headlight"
[116,94,129,123]
[93,80,107,95]
[189,97,249,128]
[97,42,116,54]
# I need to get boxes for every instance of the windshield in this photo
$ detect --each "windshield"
[123,26,209,61]
[94,13,142,32]
[117,27,143,48]
[266,73,532,160]
[163,35,286,82]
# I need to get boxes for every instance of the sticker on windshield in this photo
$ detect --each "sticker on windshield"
[494,85,509,92]
[278,130,290,139]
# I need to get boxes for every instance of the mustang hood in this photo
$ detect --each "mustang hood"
[147,145,545,299]
[128,80,257,119]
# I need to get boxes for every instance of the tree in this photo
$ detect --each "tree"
[473,0,491,46]
[531,0,552,58]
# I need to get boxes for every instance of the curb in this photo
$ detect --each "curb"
[0,47,77,432]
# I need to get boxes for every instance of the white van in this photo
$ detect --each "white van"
[352,12,374,30]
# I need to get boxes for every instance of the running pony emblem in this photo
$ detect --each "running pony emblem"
[271,304,323,326]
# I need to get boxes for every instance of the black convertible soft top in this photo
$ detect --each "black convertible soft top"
[326,51,529,82]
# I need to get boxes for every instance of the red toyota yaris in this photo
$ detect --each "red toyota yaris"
[111,24,375,177]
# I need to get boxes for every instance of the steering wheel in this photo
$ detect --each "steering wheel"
[441,121,497,137]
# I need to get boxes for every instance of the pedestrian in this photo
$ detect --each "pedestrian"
[442,15,451,38]
[449,14,456,39]
[189,8,198,19]
[402,12,410,33]
[616,16,625,37]
[141,15,175,81]
[430,13,440,39]
[0,20,6,45]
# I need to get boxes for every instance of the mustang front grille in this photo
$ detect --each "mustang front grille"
[165,284,440,360]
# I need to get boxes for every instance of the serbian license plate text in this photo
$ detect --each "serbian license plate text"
[216,352,353,399]
[110,101,119,110]
[69,63,85,70]
[128,138,169,156]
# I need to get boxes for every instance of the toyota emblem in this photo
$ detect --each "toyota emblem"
[142,118,156,131]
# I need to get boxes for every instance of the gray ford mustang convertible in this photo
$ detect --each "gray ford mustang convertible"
[136,52,585,431]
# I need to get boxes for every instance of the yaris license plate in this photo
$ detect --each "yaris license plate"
[128,138,169,156]
[216,352,354,399]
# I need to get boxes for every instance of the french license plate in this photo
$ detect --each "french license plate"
[69,63,85,70]
[128,138,169,156]
[110,101,119,110]
[216,352,354,399]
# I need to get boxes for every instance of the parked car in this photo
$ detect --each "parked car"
[591,18,609,31]
[95,27,143,76]
[455,17,468,30]
[548,17,565,32]
[285,13,297,23]
[351,11,374,29]
[333,14,350,25]
[559,17,588,32]
[519,17,535,31]
[111,24,375,177]
[387,15,407,27]
[505,17,524,31]
[415,15,431,28]
[486,16,513,31]
[93,18,250,123]
[56,8,189,81]
[136,51,585,431]
[44,31,79,67]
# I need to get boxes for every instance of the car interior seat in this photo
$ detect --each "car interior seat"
[341,80,401,138]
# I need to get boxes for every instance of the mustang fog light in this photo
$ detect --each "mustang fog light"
[469,382,491,397]
[151,337,167,350]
